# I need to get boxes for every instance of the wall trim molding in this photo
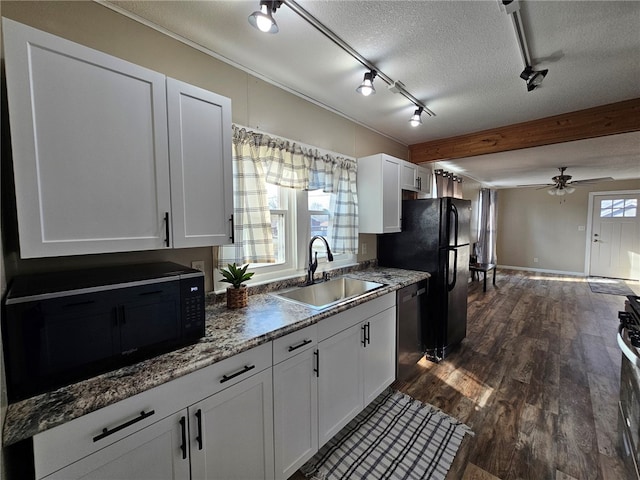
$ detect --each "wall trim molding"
[497,265,585,277]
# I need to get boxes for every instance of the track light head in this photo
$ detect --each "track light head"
[520,66,548,92]
[409,107,424,127]
[248,1,282,34]
[356,70,377,96]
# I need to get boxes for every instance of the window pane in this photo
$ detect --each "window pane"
[250,213,285,267]
[600,206,611,218]
[311,214,329,238]
[601,199,612,208]
[266,183,281,209]
[624,199,637,218]
[308,189,331,211]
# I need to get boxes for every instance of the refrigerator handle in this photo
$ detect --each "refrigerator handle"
[447,248,458,291]
[450,203,459,247]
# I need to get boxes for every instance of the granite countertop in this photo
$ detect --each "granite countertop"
[3,267,429,446]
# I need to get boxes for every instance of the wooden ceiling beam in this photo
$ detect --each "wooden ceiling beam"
[409,98,640,164]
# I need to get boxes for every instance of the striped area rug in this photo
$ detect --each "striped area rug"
[301,389,473,480]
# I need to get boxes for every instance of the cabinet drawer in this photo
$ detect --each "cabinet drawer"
[318,293,395,341]
[272,324,318,364]
[34,376,187,479]
[33,341,272,479]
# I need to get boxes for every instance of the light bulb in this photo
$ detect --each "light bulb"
[256,5,273,32]
[356,71,376,96]
[556,188,566,196]
[409,108,423,127]
[548,189,556,196]
[565,186,575,194]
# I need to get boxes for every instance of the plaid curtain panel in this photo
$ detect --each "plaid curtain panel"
[223,126,359,264]
[309,154,359,254]
[219,127,275,265]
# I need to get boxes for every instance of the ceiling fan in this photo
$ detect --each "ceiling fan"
[528,167,613,196]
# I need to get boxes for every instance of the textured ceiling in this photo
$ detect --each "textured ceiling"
[105,0,640,187]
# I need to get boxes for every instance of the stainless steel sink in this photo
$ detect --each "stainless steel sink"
[273,277,385,310]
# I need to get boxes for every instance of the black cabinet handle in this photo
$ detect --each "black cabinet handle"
[93,410,155,442]
[365,322,371,346]
[288,339,313,352]
[314,350,319,377]
[195,409,203,450]
[164,212,170,247]
[361,324,367,347]
[179,416,187,459]
[220,365,255,384]
[229,214,235,243]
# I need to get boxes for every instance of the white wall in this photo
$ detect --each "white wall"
[497,179,640,274]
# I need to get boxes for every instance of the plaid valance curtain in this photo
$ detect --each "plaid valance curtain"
[221,126,359,266]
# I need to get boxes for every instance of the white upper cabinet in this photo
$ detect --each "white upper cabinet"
[416,165,432,196]
[3,18,171,258]
[167,78,233,248]
[400,162,418,191]
[357,153,402,234]
[3,19,233,258]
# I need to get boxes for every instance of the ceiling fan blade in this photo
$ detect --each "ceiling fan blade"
[569,177,614,185]
[516,183,555,188]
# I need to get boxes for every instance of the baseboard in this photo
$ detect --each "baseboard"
[497,264,585,277]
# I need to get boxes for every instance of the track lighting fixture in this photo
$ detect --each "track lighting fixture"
[503,0,549,92]
[247,0,435,121]
[248,1,282,34]
[356,70,377,97]
[409,107,424,127]
[520,66,548,92]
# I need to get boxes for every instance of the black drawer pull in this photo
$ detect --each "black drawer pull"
[220,365,255,384]
[179,416,187,459]
[314,350,319,377]
[195,409,203,450]
[93,410,155,442]
[288,339,313,352]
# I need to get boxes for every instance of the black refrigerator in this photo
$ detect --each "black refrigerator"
[378,197,470,362]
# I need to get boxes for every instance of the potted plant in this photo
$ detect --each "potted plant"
[219,263,254,309]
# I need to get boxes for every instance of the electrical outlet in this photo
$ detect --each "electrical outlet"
[191,260,205,272]
[533,257,539,263]
[361,242,367,255]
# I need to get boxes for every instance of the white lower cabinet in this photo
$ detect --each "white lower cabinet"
[273,328,318,480]
[190,368,274,480]
[317,293,397,448]
[41,411,189,480]
[362,308,397,406]
[317,323,364,447]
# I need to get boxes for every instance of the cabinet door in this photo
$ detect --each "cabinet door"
[190,368,275,480]
[3,18,171,258]
[42,411,189,480]
[317,324,363,447]
[416,166,432,195]
[167,78,233,248]
[362,307,397,406]
[400,162,418,191]
[273,348,318,480]
[382,156,402,233]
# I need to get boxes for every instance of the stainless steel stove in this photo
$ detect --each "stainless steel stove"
[618,295,640,479]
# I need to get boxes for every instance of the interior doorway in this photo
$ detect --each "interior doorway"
[587,190,640,280]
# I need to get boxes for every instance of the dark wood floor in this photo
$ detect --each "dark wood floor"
[394,269,639,480]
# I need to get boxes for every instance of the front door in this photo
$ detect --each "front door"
[589,192,640,280]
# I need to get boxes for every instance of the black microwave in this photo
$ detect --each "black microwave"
[2,262,205,401]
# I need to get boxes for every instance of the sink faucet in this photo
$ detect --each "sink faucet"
[307,236,334,285]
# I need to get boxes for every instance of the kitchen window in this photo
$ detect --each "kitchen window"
[217,184,356,289]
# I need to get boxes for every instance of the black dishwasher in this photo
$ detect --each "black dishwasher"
[397,280,428,380]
